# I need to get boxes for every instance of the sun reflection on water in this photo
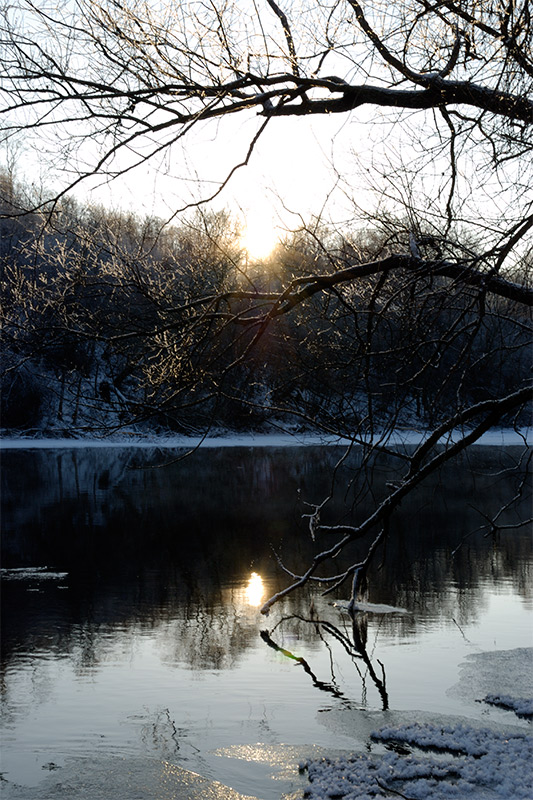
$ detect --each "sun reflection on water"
[244,572,264,607]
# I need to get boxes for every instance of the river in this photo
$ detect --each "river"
[1,443,531,799]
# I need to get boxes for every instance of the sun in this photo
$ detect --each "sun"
[244,572,265,607]
[241,216,279,261]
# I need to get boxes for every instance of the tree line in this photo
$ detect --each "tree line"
[1,169,529,437]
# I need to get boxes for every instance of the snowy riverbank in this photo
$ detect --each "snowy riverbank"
[0,427,531,449]
[301,647,533,800]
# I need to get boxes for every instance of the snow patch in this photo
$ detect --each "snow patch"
[1,567,69,581]
[481,695,533,719]
[304,723,533,799]
[304,649,533,799]
[0,432,338,449]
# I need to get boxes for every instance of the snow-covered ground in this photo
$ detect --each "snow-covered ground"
[0,427,531,449]
[302,647,533,800]
[303,721,532,799]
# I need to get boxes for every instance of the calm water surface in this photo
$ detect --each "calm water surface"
[1,445,532,798]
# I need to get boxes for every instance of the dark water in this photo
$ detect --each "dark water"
[1,444,532,798]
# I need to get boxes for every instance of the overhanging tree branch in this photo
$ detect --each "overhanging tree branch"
[261,78,533,123]
[260,384,532,614]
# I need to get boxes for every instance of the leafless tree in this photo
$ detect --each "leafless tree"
[1,1,531,610]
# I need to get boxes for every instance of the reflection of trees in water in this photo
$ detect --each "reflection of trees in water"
[138,707,182,761]
[154,585,265,671]
[1,446,531,673]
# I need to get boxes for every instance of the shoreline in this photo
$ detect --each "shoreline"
[0,427,531,449]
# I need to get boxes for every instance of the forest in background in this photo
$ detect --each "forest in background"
[1,168,530,438]
[0,0,532,629]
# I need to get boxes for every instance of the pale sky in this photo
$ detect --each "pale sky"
[72,108,369,259]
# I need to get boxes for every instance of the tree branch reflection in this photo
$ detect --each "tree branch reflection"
[260,629,344,699]
[261,607,389,710]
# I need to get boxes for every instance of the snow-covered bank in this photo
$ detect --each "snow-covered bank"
[303,722,533,799]
[302,647,533,800]
[0,427,531,449]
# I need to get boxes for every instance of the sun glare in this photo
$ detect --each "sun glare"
[242,217,279,261]
[244,572,265,607]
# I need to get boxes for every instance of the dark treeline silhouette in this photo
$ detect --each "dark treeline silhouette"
[1,170,530,437]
